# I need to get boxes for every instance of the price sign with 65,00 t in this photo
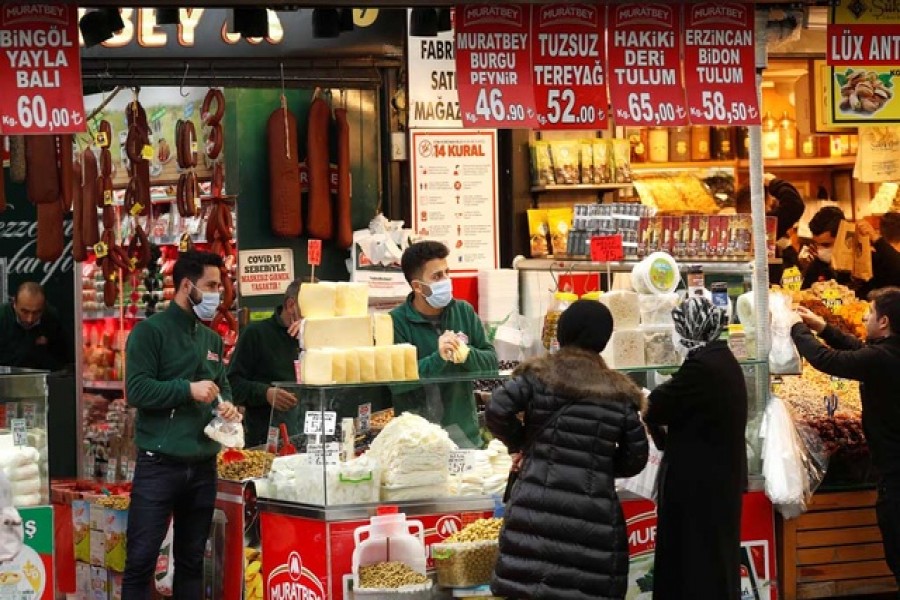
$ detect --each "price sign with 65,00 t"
[607,3,688,126]
[0,3,86,135]
[455,4,539,128]
[531,3,608,129]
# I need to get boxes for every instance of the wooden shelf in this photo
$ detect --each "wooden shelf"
[83,380,124,391]
[531,183,632,193]
[631,160,737,170]
[738,156,857,169]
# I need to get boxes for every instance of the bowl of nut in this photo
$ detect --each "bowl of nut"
[352,561,432,599]
[431,518,502,588]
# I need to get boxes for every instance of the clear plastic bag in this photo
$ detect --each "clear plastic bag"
[204,398,245,449]
[761,396,829,519]
[769,291,802,375]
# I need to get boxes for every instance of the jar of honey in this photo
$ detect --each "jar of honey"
[711,127,734,160]
[691,126,711,161]
[648,127,669,163]
[669,127,691,161]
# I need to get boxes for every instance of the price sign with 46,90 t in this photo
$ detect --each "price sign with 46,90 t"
[693,91,758,125]
[621,92,685,126]
[473,88,530,124]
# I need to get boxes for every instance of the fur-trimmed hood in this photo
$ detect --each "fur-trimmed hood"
[513,347,645,412]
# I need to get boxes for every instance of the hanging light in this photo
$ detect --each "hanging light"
[338,8,354,32]
[155,9,180,26]
[79,9,124,48]
[410,8,438,37]
[312,9,340,38]
[231,8,268,38]
[436,8,452,33]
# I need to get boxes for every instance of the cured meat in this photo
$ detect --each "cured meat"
[36,200,64,262]
[334,106,353,249]
[306,93,333,240]
[25,136,60,204]
[267,104,302,237]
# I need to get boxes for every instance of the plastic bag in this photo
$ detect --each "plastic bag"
[769,291,802,375]
[761,396,829,519]
[618,435,663,501]
[155,520,174,596]
[204,414,245,449]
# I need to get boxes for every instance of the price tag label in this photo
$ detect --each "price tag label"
[455,4,539,128]
[130,202,145,217]
[822,288,844,312]
[103,189,114,206]
[93,242,108,258]
[141,144,154,160]
[683,2,760,125]
[590,235,625,262]
[530,4,607,129]
[11,419,27,447]
[95,131,109,148]
[304,411,337,435]
[266,426,280,454]
[607,3,688,126]
[357,403,372,433]
[307,239,322,266]
[306,442,340,466]
[0,4,86,135]
[448,450,475,475]
[781,266,803,292]
[21,402,35,428]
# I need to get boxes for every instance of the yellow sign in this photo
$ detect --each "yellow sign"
[781,266,803,292]
[822,287,844,311]
[830,66,900,124]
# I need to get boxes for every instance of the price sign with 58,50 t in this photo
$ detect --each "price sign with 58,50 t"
[607,3,688,126]
[0,3,86,134]
[683,2,760,126]
[455,4,539,128]
[531,4,608,129]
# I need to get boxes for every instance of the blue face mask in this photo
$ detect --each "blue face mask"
[421,278,453,309]
[190,283,221,320]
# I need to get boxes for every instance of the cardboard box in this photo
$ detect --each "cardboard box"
[76,561,92,600]
[89,566,108,600]
[104,509,128,573]
[89,503,105,532]
[72,500,91,564]
[90,530,105,567]
[108,571,123,600]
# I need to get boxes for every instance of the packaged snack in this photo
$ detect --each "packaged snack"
[637,217,651,258]
[527,209,550,258]
[547,208,574,255]
[550,142,579,185]
[593,139,612,184]
[717,215,731,258]
[611,139,632,183]
[533,142,556,186]
[580,139,594,184]
[766,216,777,260]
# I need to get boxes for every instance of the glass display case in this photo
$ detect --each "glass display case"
[0,367,50,507]
[259,363,768,507]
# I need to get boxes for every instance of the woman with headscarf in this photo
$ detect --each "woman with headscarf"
[487,300,648,600]
[644,296,748,600]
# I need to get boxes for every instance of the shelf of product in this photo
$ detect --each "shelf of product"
[530,138,633,187]
[432,518,502,589]
[0,368,50,507]
[531,183,633,193]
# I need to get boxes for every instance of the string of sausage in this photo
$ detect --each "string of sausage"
[268,96,302,237]
[0,136,5,213]
[176,119,199,218]
[97,119,132,307]
[334,105,353,250]
[25,136,65,262]
[306,90,333,240]
[125,100,151,218]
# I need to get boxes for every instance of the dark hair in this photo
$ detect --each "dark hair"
[173,251,223,290]
[869,287,900,334]
[400,241,449,283]
[284,277,303,305]
[15,281,44,300]
[880,213,900,244]
[809,206,845,237]
[734,186,751,214]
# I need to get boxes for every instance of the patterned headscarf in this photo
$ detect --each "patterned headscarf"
[672,296,728,350]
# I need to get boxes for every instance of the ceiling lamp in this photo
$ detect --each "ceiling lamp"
[410,8,438,37]
[437,8,452,33]
[156,9,180,25]
[339,8,354,32]
[79,9,124,48]
[312,9,340,38]
[232,8,268,38]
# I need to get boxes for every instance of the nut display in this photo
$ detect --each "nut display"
[357,561,428,589]
[245,547,263,600]
[837,69,893,114]
[432,540,500,588]
[446,518,503,543]
[369,408,394,431]
[217,450,275,481]
[95,495,130,510]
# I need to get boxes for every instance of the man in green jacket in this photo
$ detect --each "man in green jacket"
[0,282,73,371]
[390,241,498,448]
[123,250,241,600]
[228,278,302,447]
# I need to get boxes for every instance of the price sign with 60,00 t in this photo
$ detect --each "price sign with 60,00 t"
[455,4,539,128]
[0,3,86,134]
[607,3,688,126]
[530,4,608,129]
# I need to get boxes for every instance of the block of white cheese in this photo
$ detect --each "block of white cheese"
[303,349,334,385]
[374,346,394,382]
[330,348,348,384]
[299,282,337,319]
[600,329,645,369]
[303,316,373,349]
[335,282,369,317]
[400,344,420,380]
[345,350,361,384]
[373,313,394,346]
[357,347,377,383]
[390,345,406,381]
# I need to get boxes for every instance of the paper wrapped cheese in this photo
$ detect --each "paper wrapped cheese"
[374,347,394,381]
[372,313,394,346]
[303,316,374,349]
[299,282,337,318]
[335,282,369,317]
[358,348,377,383]
[389,345,406,380]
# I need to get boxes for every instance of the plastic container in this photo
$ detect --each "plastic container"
[638,293,679,326]
[631,252,680,295]
[352,512,427,590]
[600,290,640,329]
[432,540,500,588]
[641,325,678,366]
[541,292,578,350]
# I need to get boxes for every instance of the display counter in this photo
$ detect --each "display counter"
[0,367,50,507]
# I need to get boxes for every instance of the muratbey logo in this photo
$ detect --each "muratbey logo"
[689,3,746,26]
[435,515,462,539]
[539,4,597,28]
[626,511,657,556]
[267,551,325,600]
[615,4,672,27]
[463,5,522,27]
[3,3,69,26]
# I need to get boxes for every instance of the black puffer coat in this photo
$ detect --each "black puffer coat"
[486,348,649,600]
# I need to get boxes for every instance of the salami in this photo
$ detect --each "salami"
[36,200,64,262]
[306,92,333,240]
[334,106,353,250]
[25,136,60,205]
[201,88,225,125]
[8,136,26,183]
[81,149,100,247]
[0,136,5,213]
[267,103,302,237]
[72,157,86,262]
[57,135,74,211]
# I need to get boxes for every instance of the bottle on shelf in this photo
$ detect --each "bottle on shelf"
[648,127,669,163]
[629,128,648,163]
[711,127,734,160]
[691,125,711,161]
[736,127,750,159]
[669,126,691,162]
[762,112,781,160]
[778,111,797,159]
[799,133,817,158]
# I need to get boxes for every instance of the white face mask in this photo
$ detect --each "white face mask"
[190,283,220,320]
[419,278,453,309]
[817,247,833,264]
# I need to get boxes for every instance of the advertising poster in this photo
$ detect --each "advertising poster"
[407,9,462,128]
[237,248,295,297]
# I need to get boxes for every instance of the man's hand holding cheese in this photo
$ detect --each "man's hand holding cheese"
[390,241,498,447]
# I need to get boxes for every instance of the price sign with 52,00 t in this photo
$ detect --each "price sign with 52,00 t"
[607,3,688,126]
[455,4,539,128]
[0,3,86,135]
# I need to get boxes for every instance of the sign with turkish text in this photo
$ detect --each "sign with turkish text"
[683,2,760,126]
[0,3,86,134]
[607,3,688,126]
[590,235,624,262]
[454,4,539,128]
[237,248,294,297]
[828,0,900,124]
[307,240,322,267]
[408,9,462,128]
[531,4,608,129]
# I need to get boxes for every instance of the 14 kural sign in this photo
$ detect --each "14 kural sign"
[0,3,86,134]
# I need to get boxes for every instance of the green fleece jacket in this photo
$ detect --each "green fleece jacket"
[125,303,232,459]
[0,303,72,371]
[390,295,498,448]
[227,308,300,447]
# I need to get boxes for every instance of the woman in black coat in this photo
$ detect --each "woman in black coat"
[645,296,748,600]
[487,300,649,600]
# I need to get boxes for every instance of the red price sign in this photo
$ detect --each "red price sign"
[307,239,322,266]
[607,3,688,126]
[684,3,760,125]
[0,3,86,135]
[531,4,608,129]
[454,4,539,128]
[590,235,624,262]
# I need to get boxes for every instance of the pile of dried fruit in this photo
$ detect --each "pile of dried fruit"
[445,518,503,543]
[217,450,274,481]
[357,562,428,589]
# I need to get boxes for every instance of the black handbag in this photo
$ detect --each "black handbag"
[502,401,574,503]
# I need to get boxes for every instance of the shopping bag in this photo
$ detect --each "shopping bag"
[853,230,873,282]
[832,219,855,272]
[618,436,663,501]
[154,520,175,597]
